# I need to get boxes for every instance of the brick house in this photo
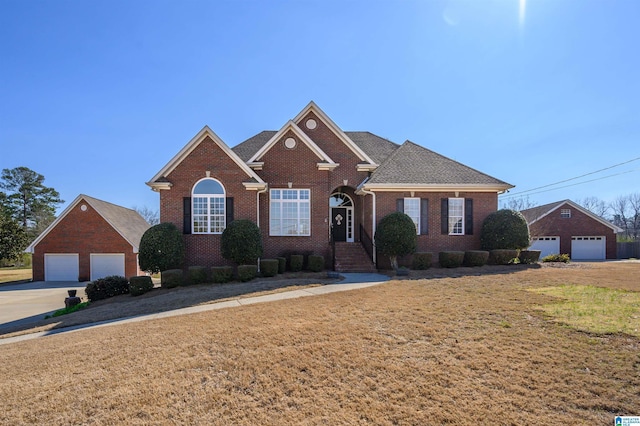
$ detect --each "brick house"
[147,102,513,270]
[522,199,622,260]
[27,195,150,281]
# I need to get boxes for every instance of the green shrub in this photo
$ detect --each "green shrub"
[260,259,279,277]
[412,252,433,270]
[308,255,325,272]
[439,251,465,268]
[463,250,490,267]
[212,266,233,283]
[489,249,519,265]
[480,209,530,251]
[161,269,184,288]
[519,250,542,264]
[45,301,90,319]
[139,223,185,274]
[374,212,417,270]
[276,257,286,274]
[85,275,129,302]
[221,220,263,265]
[542,253,571,263]
[238,265,258,282]
[129,276,154,296]
[187,266,208,285]
[290,254,303,272]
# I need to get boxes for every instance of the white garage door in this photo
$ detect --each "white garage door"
[571,236,606,260]
[45,254,79,281]
[529,236,560,259]
[90,254,125,281]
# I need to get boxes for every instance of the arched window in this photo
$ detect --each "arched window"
[192,178,225,234]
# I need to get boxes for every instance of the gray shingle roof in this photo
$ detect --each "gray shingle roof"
[232,131,277,162]
[345,132,399,164]
[82,195,151,249]
[368,140,512,186]
[520,200,567,223]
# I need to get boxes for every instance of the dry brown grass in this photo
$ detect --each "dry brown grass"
[0,262,639,425]
[0,267,31,284]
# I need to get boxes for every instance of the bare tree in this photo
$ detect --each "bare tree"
[610,195,630,240]
[500,196,537,211]
[133,205,160,225]
[628,193,640,241]
[576,197,609,218]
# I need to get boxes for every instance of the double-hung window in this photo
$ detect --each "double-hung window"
[270,189,310,236]
[192,178,225,234]
[404,198,420,234]
[448,198,464,235]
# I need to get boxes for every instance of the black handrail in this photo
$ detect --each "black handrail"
[359,224,375,267]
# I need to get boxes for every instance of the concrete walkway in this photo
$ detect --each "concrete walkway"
[0,273,390,346]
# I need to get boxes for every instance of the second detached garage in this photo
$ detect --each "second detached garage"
[27,194,151,282]
[521,199,622,260]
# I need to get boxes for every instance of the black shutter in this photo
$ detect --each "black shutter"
[441,198,448,234]
[183,197,191,235]
[226,197,234,226]
[465,198,473,235]
[420,198,429,235]
[396,199,404,213]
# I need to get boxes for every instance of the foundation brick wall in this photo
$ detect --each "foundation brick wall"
[32,203,139,281]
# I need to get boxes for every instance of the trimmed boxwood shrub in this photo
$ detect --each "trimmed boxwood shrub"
[188,266,208,285]
[439,251,465,268]
[374,212,417,270]
[129,276,154,296]
[463,250,490,267]
[276,257,286,274]
[212,266,233,283]
[221,219,263,265]
[308,255,324,272]
[519,250,542,264]
[260,259,279,277]
[412,252,433,270]
[489,249,519,265]
[139,223,185,274]
[238,265,258,282]
[480,209,530,251]
[161,269,184,288]
[290,254,304,272]
[542,253,570,263]
[85,275,129,302]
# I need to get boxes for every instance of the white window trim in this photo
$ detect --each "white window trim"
[561,209,571,218]
[448,197,464,235]
[404,197,420,235]
[269,188,311,237]
[192,178,226,234]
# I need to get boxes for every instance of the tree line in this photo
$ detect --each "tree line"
[502,193,640,241]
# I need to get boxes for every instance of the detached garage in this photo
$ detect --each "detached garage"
[27,195,151,281]
[521,200,622,260]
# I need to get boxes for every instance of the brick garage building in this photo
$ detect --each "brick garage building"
[147,101,513,270]
[522,200,622,260]
[27,195,150,281]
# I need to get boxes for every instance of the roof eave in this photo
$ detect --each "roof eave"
[361,183,514,193]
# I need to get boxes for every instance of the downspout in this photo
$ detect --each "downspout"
[359,187,376,265]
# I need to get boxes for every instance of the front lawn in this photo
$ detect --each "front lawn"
[0,262,638,424]
[0,267,31,284]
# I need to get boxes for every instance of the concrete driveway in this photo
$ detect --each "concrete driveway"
[0,281,87,332]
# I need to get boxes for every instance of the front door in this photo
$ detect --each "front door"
[332,207,347,242]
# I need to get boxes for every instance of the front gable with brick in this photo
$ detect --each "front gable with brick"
[148,102,513,270]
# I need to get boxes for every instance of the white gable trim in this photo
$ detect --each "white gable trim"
[528,200,623,232]
[147,126,265,191]
[293,101,377,166]
[26,195,140,253]
[247,120,338,167]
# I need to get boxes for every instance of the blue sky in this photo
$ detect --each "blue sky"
[1,0,638,215]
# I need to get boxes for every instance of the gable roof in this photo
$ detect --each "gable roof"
[293,101,377,166]
[27,195,151,253]
[147,126,266,191]
[521,199,623,232]
[362,140,513,191]
[247,121,338,168]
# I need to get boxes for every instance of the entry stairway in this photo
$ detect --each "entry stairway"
[334,242,377,273]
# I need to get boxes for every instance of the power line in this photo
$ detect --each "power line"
[500,156,640,199]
